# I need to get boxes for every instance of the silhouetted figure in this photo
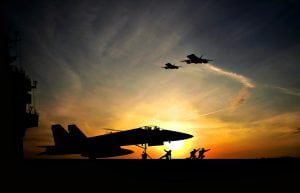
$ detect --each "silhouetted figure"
[160,149,172,160]
[142,152,147,159]
[189,148,200,159]
[141,150,151,159]
[198,148,210,159]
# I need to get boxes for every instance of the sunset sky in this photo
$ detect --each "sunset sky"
[5,0,300,159]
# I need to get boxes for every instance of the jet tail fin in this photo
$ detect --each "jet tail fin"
[51,124,70,146]
[68,124,87,143]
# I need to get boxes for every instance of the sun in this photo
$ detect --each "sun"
[164,140,184,151]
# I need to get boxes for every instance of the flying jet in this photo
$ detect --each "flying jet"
[161,63,182,69]
[39,124,193,159]
[181,54,213,64]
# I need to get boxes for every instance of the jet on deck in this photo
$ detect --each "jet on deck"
[39,124,193,159]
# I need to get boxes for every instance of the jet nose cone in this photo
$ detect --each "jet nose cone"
[173,132,193,140]
[183,133,193,139]
[162,130,194,141]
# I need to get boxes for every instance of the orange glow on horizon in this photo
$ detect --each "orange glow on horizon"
[23,66,300,160]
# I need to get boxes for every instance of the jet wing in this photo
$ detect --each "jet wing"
[39,124,134,158]
[81,147,134,158]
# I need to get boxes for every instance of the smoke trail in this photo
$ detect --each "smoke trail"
[264,85,300,97]
[197,107,229,117]
[204,64,255,88]
[202,64,255,112]
[229,87,251,111]
[294,128,300,134]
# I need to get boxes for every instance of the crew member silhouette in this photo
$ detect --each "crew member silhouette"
[142,151,147,159]
[160,149,172,160]
[189,148,200,159]
[141,150,151,159]
[198,147,210,159]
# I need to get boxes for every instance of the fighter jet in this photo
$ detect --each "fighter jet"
[39,124,193,159]
[181,54,213,64]
[162,63,182,69]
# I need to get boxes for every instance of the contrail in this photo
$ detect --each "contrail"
[264,85,300,97]
[201,63,255,112]
[203,64,255,88]
[229,87,251,111]
[198,107,229,117]
[294,128,300,134]
[205,64,255,110]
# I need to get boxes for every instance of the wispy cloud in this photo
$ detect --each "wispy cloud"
[265,85,300,97]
